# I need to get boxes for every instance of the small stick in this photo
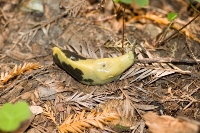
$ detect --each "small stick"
[158,11,200,46]
[135,58,200,64]
[122,6,125,51]
[0,68,49,97]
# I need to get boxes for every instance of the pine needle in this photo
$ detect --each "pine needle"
[44,107,119,133]
[58,109,119,133]
[43,104,59,126]
[0,62,41,83]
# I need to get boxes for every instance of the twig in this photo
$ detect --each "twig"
[0,67,49,97]
[189,0,200,13]
[31,123,48,133]
[95,14,117,22]
[135,58,200,64]
[27,53,50,59]
[158,11,200,46]
[0,8,7,20]
[119,87,142,117]
[22,0,85,35]
[83,0,105,13]
[185,37,199,64]
[122,6,125,52]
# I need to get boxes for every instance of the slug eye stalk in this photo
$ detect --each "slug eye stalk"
[52,47,134,85]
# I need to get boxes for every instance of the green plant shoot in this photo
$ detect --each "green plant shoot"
[135,0,149,7]
[0,101,31,132]
[114,0,133,4]
[167,12,178,21]
[114,0,149,6]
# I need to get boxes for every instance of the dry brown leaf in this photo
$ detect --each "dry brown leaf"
[143,112,199,133]
[0,62,41,83]
[64,91,108,109]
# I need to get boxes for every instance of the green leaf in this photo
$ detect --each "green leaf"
[114,0,120,2]
[167,12,178,21]
[114,0,149,5]
[0,101,31,132]
[194,0,200,2]
[114,0,133,4]
[0,103,19,132]
[13,101,31,122]
[135,0,149,7]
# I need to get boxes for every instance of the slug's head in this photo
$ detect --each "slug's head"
[52,47,87,61]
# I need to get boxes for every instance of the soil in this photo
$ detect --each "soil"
[0,0,200,133]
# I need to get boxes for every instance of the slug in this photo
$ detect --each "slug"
[52,47,134,85]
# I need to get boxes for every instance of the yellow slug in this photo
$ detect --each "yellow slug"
[52,47,134,85]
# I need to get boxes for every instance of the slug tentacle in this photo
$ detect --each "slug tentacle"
[52,47,134,85]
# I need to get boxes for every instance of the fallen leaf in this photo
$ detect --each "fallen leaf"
[37,86,56,100]
[30,106,43,115]
[143,112,199,133]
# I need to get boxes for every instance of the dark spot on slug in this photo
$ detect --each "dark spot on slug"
[53,53,84,81]
[53,53,94,84]
[61,49,87,61]
[61,62,84,81]
[53,54,63,69]
[83,79,94,84]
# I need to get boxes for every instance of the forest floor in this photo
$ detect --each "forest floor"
[0,0,200,133]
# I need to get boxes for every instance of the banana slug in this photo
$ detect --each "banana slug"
[52,47,134,85]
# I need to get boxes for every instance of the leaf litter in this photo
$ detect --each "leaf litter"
[0,0,200,133]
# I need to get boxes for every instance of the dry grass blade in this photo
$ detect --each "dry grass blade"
[0,62,41,83]
[67,0,86,18]
[120,66,178,84]
[65,91,108,109]
[120,42,191,84]
[58,109,119,133]
[120,62,191,85]
[68,43,98,59]
[123,98,135,118]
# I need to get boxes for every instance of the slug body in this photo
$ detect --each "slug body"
[52,47,134,85]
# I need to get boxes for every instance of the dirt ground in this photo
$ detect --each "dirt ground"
[0,0,200,133]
